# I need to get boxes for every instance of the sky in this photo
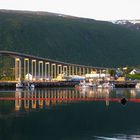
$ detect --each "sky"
[0,0,140,21]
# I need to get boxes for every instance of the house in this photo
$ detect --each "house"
[129,69,140,75]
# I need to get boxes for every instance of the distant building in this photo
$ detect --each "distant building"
[25,73,33,81]
[85,73,110,78]
[129,69,140,75]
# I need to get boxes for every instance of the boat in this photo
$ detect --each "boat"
[16,82,23,88]
[29,83,35,88]
[102,82,114,88]
[26,82,35,89]
[97,84,103,88]
[77,80,114,89]
[135,83,140,89]
[79,80,95,88]
[16,81,35,89]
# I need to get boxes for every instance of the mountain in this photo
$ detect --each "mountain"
[0,9,140,67]
[112,20,140,31]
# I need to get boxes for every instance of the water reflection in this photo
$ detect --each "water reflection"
[1,88,140,140]
[14,88,114,111]
[13,88,140,112]
[0,87,140,114]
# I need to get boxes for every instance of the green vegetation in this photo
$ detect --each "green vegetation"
[0,10,140,69]
[126,74,140,80]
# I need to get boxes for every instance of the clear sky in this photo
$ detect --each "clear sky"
[0,0,140,21]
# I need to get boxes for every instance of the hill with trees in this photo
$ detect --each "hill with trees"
[0,10,140,68]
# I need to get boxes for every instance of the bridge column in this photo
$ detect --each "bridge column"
[15,58,21,81]
[99,69,102,78]
[75,67,78,75]
[24,58,29,80]
[63,66,68,75]
[86,68,89,74]
[51,63,56,80]
[83,68,85,75]
[68,66,71,76]
[38,61,43,81]
[72,66,75,76]
[57,65,62,75]
[79,67,81,76]
[31,60,36,81]
[45,62,50,81]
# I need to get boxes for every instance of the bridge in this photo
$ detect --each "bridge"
[0,51,115,81]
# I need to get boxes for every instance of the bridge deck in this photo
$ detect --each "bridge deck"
[0,51,116,70]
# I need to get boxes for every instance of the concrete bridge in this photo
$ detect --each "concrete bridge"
[0,51,116,81]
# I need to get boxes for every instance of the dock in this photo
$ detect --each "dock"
[114,81,136,88]
[0,81,79,89]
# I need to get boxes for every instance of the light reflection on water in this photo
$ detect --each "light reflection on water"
[0,88,140,140]
[14,88,112,111]
[94,134,140,140]
[12,88,140,111]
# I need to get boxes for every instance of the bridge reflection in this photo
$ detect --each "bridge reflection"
[15,88,113,111]
[0,87,139,115]
[13,88,140,112]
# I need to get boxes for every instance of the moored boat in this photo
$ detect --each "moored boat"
[16,82,23,88]
[135,83,140,89]
[16,81,35,89]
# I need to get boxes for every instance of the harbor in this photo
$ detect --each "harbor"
[0,80,138,89]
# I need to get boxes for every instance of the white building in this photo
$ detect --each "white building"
[85,73,110,78]
[129,69,140,75]
[25,73,33,81]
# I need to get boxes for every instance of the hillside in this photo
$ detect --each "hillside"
[112,20,140,31]
[0,9,140,67]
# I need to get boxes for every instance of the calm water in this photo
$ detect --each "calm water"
[0,88,140,140]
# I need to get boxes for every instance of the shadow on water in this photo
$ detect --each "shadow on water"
[0,88,140,139]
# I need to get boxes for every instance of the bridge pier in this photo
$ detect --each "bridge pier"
[45,62,50,81]
[86,68,89,74]
[83,68,85,75]
[63,66,68,75]
[72,66,75,76]
[79,67,81,76]
[15,58,21,81]
[68,66,71,76]
[75,67,78,75]
[31,60,36,81]
[38,61,43,81]
[51,63,56,80]
[57,64,62,76]
[24,58,29,80]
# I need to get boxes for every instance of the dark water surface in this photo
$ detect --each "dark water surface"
[0,88,140,140]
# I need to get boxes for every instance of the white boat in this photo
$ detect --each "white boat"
[16,81,35,89]
[78,80,114,89]
[97,82,114,88]
[97,85,103,88]
[103,82,114,88]
[16,82,23,88]
[30,83,35,88]
[26,82,35,89]
[135,83,140,89]
[79,80,94,88]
